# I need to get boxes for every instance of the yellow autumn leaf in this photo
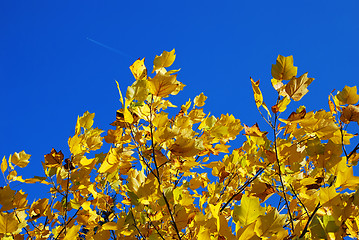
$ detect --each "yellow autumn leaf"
[271,55,298,80]
[276,96,291,113]
[98,147,120,174]
[254,209,286,238]
[148,72,179,97]
[319,186,341,207]
[299,110,339,140]
[336,85,359,105]
[102,222,119,230]
[11,150,31,168]
[232,194,265,227]
[78,111,95,130]
[115,80,124,107]
[335,164,359,190]
[152,49,176,73]
[126,79,148,102]
[285,72,314,101]
[250,78,271,116]
[1,156,8,173]
[0,212,19,234]
[123,99,134,124]
[194,92,207,107]
[237,222,260,240]
[198,115,217,130]
[198,226,211,240]
[129,57,147,80]
[243,123,268,137]
[170,136,204,157]
[63,225,81,240]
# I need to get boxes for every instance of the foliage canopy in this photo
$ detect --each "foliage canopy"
[1,50,359,239]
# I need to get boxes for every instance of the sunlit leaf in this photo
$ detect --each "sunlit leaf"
[130,58,147,80]
[194,92,207,107]
[0,212,19,234]
[233,194,265,226]
[285,72,314,101]
[254,209,286,238]
[11,151,31,168]
[336,85,359,105]
[271,55,297,80]
[152,49,176,73]
[148,72,179,97]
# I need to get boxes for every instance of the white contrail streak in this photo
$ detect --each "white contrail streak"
[86,37,131,58]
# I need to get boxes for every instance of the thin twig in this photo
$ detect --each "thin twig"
[220,165,268,212]
[289,184,309,217]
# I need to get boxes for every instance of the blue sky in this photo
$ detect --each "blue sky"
[1,1,359,198]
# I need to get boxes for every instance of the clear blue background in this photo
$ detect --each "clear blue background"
[1,1,359,199]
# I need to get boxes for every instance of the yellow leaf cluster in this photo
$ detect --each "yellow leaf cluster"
[2,51,359,240]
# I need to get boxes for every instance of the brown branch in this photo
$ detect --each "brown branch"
[273,112,295,232]
[54,207,81,240]
[130,210,146,240]
[299,202,321,238]
[148,95,182,240]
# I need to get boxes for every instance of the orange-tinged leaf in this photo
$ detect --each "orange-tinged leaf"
[271,55,297,81]
[130,58,147,80]
[0,212,19,234]
[285,72,314,101]
[340,104,359,124]
[152,49,176,73]
[11,150,31,168]
[336,85,359,105]
[243,123,268,137]
[148,72,179,97]
[0,185,16,211]
[44,148,63,167]
[194,92,207,107]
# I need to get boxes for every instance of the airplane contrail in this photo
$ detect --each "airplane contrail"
[86,37,131,58]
